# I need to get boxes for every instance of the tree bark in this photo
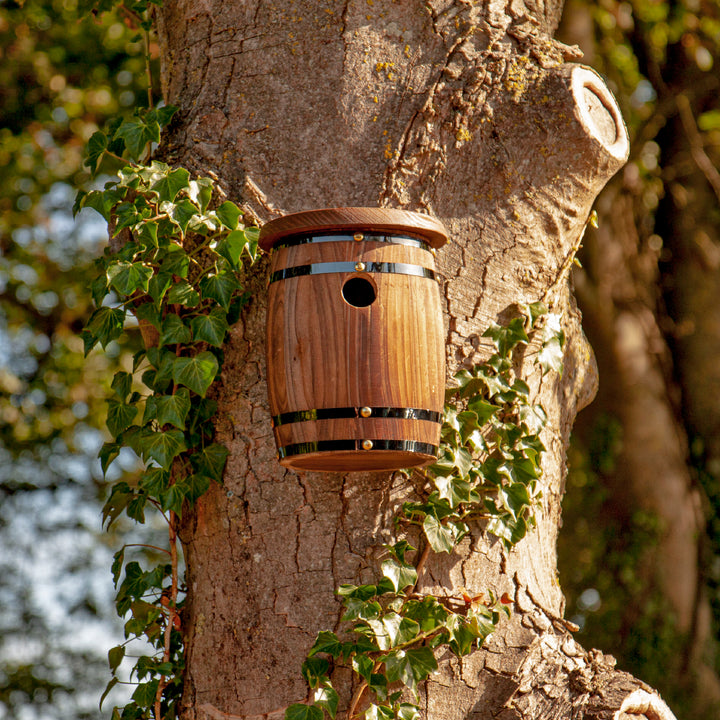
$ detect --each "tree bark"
[153,1,674,717]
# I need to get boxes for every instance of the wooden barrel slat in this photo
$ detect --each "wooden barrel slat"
[273,240,434,268]
[263,208,448,472]
[273,417,442,446]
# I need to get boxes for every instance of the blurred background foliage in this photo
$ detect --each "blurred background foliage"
[0,0,719,718]
[0,0,153,717]
[558,0,720,717]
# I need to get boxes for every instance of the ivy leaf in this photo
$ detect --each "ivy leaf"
[308,631,343,659]
[364,704,394,720]
[161,249,190,278]
[366,613,418,650]
[498,483,531,518]
[215,201,242,230]
[140,429,187,469]
[244,226,260,261]
[423,514,458,554]
[190,307,229,347]
[385,646,436,689]
[131,679,160,708]
[100,677,119,710]
[173,351,219,397]
[342,597,382,622]
[199,271,240,311]
[151,166,190,203]
[432,474,472,509]
[111,547,125,586]
[538,317,565,375]
[107,399,139,437]
[387,540,415,564]
[486,514,528,547]
[526,301,548,327]
[216,229,249,268]
[136,220,159,248]
[115,114,161,159]
[466,398,496,426]
[396,704,420,720]
[112,201,141,235]
[107,261,153,296]
[167,280,200,307]
[446,615,480,656]
[159,484,187,516]
[146,346,176,378]
[136,302,162,330]
[139,467,170,496]
[301,658,329,687]
[99,441,121,475]
[90,273,109,306]
[154,388,191,429]
[427,447,456,478]
[192,443,229,482]
[181,474,211,505]
[108,645,126,673]
[102,482,134,528]
[483,317,528,357]
[148,272,173,308]
[163,198,198,236]
[352,654,374,683]
[160,314,192,346]
[402,597,449,632]
[85,130,109,175]
[313,686,338,719]
[111,371,133,401]
[84,306,125,353]
[285,705,323,720]
[187,176,213,212]
[518,404,547,435]
[380,558,417,593]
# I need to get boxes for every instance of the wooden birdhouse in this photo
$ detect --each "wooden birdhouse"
[260,208,448,472]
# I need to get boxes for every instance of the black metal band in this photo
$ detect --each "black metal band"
[272,406,442,427]
[269,261,438,284]
[273,233,431,251]
[277,439,439,460]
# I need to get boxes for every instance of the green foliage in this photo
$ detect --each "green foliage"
[0,1,159,716]
[287,303,564,719]
[559,423,688,713]
[80,153,258,717]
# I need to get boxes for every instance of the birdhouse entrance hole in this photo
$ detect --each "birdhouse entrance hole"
[342,277,376,307]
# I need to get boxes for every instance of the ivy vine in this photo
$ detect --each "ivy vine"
[285,302,564,720]
[78,104,259,719]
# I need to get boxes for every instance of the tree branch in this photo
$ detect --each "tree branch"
[675,92,720,205]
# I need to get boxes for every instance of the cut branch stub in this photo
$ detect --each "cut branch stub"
[570,65,630,167]
[262,207,449,472]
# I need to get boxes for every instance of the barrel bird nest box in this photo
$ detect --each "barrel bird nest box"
[260,208,449,472]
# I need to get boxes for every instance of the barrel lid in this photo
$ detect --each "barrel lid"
[259,207,449,252]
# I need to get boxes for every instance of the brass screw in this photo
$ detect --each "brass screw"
[353,232,364,242]
[355,261,366,272]
[360,406,372,418]
[362,439,373,450]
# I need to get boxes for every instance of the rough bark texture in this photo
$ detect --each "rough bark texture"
[153,1,674,718]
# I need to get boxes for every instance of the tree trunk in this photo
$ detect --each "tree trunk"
[153,1,675,718]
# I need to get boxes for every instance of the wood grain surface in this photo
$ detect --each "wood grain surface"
[259,207,449,251]
[266,236,446,471]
